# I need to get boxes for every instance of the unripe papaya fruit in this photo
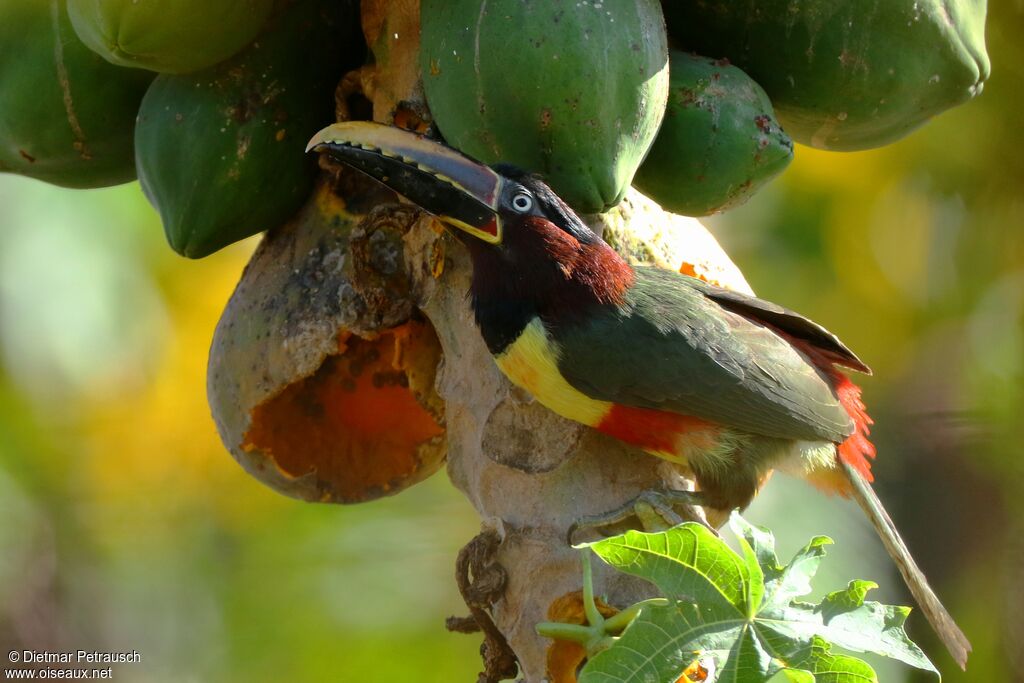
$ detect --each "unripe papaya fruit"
[68,0,275,75]
[135,0,360,258]
[0,0,152,188]
[663,0,990,151]
[633,53,792,216]
[420,0,669,214]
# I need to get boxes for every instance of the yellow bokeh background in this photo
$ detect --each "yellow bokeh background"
[2,6,1022,681]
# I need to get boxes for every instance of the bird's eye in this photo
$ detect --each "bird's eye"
[511,191,534,213]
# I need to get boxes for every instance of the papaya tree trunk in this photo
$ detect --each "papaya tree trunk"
[347,3,725,680]
[210,2,743,679]
[208,2,747,679]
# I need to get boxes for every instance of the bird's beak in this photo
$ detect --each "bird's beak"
[307,122,504,244]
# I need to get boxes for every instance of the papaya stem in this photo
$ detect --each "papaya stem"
[581,551,606,631]
[602,598,669,634]
[534,622,594,644]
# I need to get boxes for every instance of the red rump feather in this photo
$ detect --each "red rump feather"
[831,372,876,481]
[787,338,876,485]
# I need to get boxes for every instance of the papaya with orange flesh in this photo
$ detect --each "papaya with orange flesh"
[208,181,448,504]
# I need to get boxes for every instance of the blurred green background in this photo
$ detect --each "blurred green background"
[1,5,1021,682]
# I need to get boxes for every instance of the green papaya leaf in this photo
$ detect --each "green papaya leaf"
[766,636,879,683]
[580,599,787,683]
[735,532,766,620]
[766,668,815,683]
[765,534,833,609]
[730,515,784,585]
[570,515,939,683]
[584,524,751,618]
[763,582,937,674]
[798,637,879,683]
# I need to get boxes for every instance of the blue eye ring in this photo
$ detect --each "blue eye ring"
[511,191,533,213]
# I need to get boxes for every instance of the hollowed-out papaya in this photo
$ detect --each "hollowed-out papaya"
[420,0,670,214]
[664,0,989,151]
[134,0,361,258]
[0,0,152,188]
[68,0,275,75]
[633,52,792,216]
[208,181,448,504]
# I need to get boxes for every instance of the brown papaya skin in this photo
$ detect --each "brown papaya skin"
[0,0,153,188]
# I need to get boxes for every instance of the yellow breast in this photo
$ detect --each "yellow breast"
[493,318,611,427]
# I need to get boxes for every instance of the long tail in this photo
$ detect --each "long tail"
[839,458,971,669]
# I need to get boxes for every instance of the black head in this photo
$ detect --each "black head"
[308,122,633,352]
[490,164,599,246]
[307,122,599,249]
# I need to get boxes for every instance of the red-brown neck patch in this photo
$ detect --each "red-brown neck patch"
[519,216,634,315]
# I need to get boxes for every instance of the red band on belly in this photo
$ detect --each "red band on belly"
[596,404,718,456]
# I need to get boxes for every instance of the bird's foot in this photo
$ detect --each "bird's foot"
[567,489,714,545]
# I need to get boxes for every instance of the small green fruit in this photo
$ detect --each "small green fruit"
[134,0,361,258]
[633,53,792,216]
[663,0,990,150]
[68,0,275,74]
[0,0,152,188]
[421,0,669,213]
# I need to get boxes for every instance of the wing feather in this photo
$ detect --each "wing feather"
[553,267,854,442]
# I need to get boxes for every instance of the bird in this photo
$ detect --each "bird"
[307,120,971,669]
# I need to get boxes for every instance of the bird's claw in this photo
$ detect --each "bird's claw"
[567,488,713,545]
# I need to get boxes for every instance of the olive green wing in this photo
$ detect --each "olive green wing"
[691,278,871,374]
[552,267,854,442]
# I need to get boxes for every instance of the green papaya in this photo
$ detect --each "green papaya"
[420,0,669,213]
[663,0,989,151]
[68,0,275,75]
[135,0,360,258]
[633,52,792,217]
[0,0,152,188]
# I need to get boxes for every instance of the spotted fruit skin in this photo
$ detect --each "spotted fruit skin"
[134,0,361,258]
[664,0,989,150]
[68,0,275,75]
[207,182,447,504]
[633,52,792,216]
[0,0,152,188]
[421,0,670,213]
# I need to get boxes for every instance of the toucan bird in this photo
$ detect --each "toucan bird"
[307,121,971,668]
